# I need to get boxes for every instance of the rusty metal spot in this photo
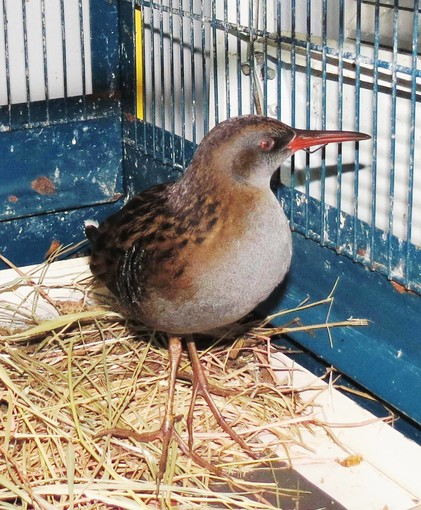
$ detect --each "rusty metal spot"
[112,192,124,202]
[45,239,61,259]
[8,195,19,203]
[124,111,136,123]
[390,280,415,295]
[32,176,56,196]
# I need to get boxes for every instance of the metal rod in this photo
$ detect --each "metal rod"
[320,0,328,246]
[59,0,68,106]
[40,0,49,122]
[304,0,311,235]
[201,0,209,136]
[79,0,87,115]
[352,0,362,261]
[211,0,218,124]
[336,0,345,248]
[370,0,380,268]
[2,0,12,129]
[236,0,242,116]
[169,0,175,166]
[22,0,31,124]
[289,0,297,227]
[159,0,165,163]
[387,0,399,278]
[179,0,186,167]
[190,0,196,145]
[223,0,230,118]
[406,0,419,285]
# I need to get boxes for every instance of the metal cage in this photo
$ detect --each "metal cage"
[0,0,420,430]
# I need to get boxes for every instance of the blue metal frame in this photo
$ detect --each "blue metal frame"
[0,0,123,268]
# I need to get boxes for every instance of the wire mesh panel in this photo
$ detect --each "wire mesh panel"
[130,0,420,294]
[0,0,92,108]
[0,0,122,267]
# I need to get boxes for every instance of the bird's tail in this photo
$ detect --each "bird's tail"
[84,219,99,244]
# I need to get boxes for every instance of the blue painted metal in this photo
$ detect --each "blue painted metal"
[280,188,421,295]
[0,0,122,267]
[0,118,123,221]
[261,231,421,427]
[0,200,124,269]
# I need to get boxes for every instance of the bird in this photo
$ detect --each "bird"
[85,114,370,482]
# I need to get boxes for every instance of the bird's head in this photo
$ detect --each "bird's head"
[191,115,370,188]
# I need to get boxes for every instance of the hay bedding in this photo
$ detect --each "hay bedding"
[0,252,367,509]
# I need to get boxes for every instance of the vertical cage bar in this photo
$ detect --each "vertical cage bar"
[59,0,68,105]
[179,0,186,166]
[211,0,218,124]
[189,0,197,144]
[40,0,49,121]
[387,0,399,277]
[149,5,157,160]
[352,0,362,260]
[236,0,242,116]
[262,0,268,115]
[2,0,11,128]
[304,0,311,234]
[289,0,297,225]
[78,0,87,114]
[133,1,138,153]
[248,0,255,114]
[320,0,328,245]
[276,0,281,120]
[22,0,31,124]
[137,3,147,154]
[169,1,175,166]
[223,0,230,118]
[406,0,419,286]
[159,0,165,162]
[335,0,345,247]
[370,0,380,267]
[201,0,209,135]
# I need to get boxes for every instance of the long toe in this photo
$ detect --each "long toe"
[186,336,259,460]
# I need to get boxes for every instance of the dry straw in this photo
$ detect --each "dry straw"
[0,249,368,509]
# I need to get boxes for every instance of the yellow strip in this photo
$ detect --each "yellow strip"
[135,8,144,120]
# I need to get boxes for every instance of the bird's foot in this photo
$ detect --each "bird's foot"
[176,370,240,398]
[95,415,223,489]
[95,336,224,490]
[186,336,261,461]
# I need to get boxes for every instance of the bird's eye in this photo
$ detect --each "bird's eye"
[259,138,275,152]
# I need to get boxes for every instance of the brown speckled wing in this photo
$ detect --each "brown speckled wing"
[86,183,172,304]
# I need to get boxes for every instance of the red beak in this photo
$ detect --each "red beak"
[287,128,371,153]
